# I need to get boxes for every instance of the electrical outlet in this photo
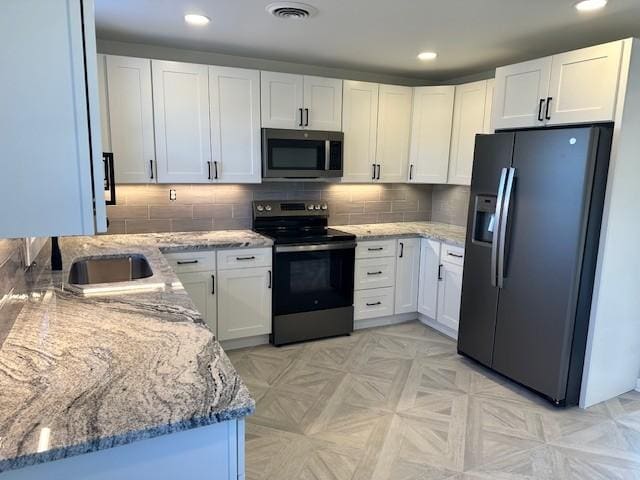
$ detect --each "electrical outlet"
[169,189,177,201]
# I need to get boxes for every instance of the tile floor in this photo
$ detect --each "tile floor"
[227,321,640,480]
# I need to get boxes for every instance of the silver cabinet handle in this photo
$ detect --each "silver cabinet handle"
[491,168,508,287]
[367,271,383,276]
[177,260,199,265]
[236,256,256,261]
[498,167,516,288]
[366,301,382,307]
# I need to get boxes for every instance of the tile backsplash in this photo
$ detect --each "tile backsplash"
[106,183,435,234]
[430,185,471,227]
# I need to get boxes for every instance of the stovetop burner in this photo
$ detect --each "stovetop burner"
[252,200,355,245]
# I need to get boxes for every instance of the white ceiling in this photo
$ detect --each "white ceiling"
[95,0,640,81]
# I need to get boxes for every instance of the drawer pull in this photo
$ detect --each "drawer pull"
[367,271,383,276]
[366,301,382,307]
[367,247,384,251]
[177,260,199,265]
[236,256,256,261]
[447,253,463,259]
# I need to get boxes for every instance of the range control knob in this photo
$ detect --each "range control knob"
[307,204,314,210]
[256,204,264,212]
[314,204,321,210]
[321,203,328,210]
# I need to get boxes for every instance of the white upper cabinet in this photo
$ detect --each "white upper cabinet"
[104,55,156,183]
[546,41,623,125]
[303,75,343,131]
[260,71,304,129]
[448,80,489,186]
[152,60,212,183]
[261,72,342,130]
[408,86,455,184]
[492,40,625,129]
[342,81,380,183]
[376,84,413,183]
[1,0,106,238]
[209,66,261,183]
[96,54,111,152]
[492,57,552,130]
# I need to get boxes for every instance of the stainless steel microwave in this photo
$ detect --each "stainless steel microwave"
[262,128,344,179]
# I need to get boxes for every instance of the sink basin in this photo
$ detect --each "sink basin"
[69,254,153,285]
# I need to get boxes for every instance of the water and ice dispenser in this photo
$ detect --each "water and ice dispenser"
[472,195,497,245]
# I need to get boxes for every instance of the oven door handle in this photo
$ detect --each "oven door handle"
[275,241,357,253]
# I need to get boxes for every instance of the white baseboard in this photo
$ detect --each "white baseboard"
[354,312,418,331]
[418,313,458,340]
[220,334,270,351]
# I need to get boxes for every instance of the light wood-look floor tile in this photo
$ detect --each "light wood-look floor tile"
[228,321,640,480]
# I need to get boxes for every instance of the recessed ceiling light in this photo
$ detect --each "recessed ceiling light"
[575,0,608,12]
[417,51,438,61]
[184,14,211,26]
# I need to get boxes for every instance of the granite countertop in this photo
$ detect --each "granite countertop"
[0,230,272,473]
[334,221,466,247]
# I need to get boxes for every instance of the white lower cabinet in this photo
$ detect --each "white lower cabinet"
[179,272,217,334]
[217,264,272,341]
[418,239,441,318]
[436,261,463,331]
[165,248,272,343]
[355,257,396,290]
[354,288,395,320]
[395,238,421,314]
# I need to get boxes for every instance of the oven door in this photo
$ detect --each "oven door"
[273,242,355,316]
[262,129,343,178]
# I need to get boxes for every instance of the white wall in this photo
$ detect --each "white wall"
[581,39,640,407]
[97,39,433,86]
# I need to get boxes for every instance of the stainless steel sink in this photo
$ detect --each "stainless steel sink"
[69,254,153,285]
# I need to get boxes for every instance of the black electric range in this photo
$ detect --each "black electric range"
[253,201,356,346]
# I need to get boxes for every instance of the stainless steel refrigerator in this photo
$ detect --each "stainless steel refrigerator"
[457,125,613,406]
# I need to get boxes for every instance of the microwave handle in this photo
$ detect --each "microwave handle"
[325,140,330,170]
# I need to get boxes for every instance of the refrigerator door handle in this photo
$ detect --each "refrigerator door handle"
[491,168,509,287]
[498,167,516,288]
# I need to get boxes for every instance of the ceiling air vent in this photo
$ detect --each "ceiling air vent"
[266,2,318,19]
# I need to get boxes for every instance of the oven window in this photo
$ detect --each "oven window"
[274,248,354,316]
[268,139,325,171]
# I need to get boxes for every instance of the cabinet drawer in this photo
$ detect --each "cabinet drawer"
[164,250,216,273]
[217,248,272,270]
[356,240,397,259]
[441,244,465,266]
[355,257,396,290]
[354,287,395,320]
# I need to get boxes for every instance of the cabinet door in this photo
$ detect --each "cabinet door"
[260,71,304,129]
[448,80,488,186]
[96,54,111,152]
[217,267,272,341]
[1,0,105,238]
[408,86,455,184]
[105,55,156,183]
[209,66,261,183]
[152,60,211,183]
[395,238,420,314]
[376,84,412,183]
[342,81,379,183]
[546,41,623,126]
[178,271,217,335]
[483,78,495,134]
[303,76,343,131]
[437,262,463,332]
[492,57,552,130]
[418,239,440,319]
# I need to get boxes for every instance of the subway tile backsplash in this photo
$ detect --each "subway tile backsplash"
[430,185,471,227]
[106,183,436,234]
